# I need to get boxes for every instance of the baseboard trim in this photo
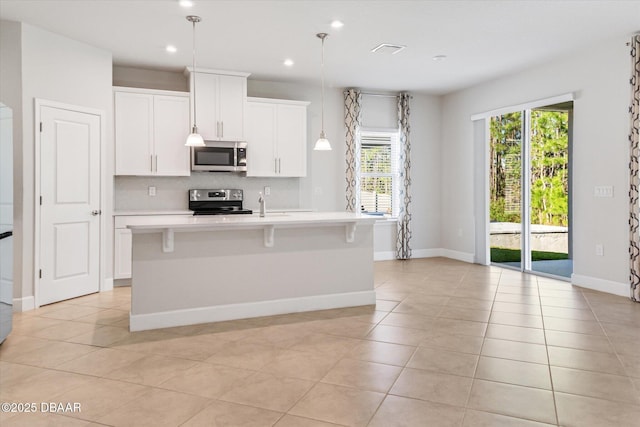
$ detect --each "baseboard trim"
[101,278,114,292]
[571,274,629,298]
[374,251,396,261]
[374,248,475,263]
[412,249,444,259]
[13,296,35,312]
[130,290,377,332]
[438,249,475,263]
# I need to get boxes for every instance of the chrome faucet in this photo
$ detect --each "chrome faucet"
[258,192,266,217]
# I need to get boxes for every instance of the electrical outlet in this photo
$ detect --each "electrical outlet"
[594,186,614,198]
[148,186,156,196]
[595,244,604,256]
[264,186,271,196]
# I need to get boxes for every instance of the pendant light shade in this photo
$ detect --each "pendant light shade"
[314,33,332,151]
[186,131,204,146]
[185,15,205,147]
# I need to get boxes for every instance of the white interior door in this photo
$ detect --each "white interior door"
[39,106,101,305]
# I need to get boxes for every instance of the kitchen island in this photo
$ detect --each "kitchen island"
[127,212,378,331]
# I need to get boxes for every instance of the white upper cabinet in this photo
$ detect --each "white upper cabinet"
[245,102,276,176]
[246,97,309,177]
[187,68,249,142]
[114,87,190,176]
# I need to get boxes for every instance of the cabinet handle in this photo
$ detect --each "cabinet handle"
[150,154,153,172]
[217,121,221,138]
[278,158,281,174]
[274,158,278,174]
[221,121,224,138]
[154,155,158,172]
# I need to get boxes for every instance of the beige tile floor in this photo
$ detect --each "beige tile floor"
[1,258,640,426]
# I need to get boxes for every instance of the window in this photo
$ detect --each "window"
[359,130,400,216]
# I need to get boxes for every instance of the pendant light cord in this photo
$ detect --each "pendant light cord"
[321,35,325,134]
[192,18,197,131]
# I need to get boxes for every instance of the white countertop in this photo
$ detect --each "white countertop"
[114,210,193,216]
[113,208,314,217]
[127,211,377,231]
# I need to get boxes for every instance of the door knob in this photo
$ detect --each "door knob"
[91,210,102,216]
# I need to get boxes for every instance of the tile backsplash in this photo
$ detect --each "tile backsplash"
[114,175,303,212]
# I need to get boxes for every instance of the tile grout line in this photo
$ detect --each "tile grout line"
[364,278,419,427]
[460,268,500,424]
[538,275,561,426]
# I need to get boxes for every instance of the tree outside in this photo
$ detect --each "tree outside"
[490,109,569,262]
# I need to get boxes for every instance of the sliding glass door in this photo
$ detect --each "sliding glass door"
[489,112,523,270]
[489,103,572,279]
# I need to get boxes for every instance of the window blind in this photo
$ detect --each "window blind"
[359,133,399,215]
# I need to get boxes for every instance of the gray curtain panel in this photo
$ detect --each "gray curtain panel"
[345,89,362,212]
[397,93,412,260]
[630,34,640,302]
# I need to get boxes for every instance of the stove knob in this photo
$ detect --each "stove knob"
[233,191,241,199]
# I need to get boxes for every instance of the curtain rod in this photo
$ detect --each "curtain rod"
[358,92,413,99]
[361,92,397,98]
[343,90,413,99]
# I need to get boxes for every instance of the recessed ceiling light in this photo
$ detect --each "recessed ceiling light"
[283,59,294,67]
[432,55,447,62]
[166,45,177,53]
[179,0,193,8]
[330,20,344,28]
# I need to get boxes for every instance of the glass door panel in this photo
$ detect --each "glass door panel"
[489,112,523,270]
[529,108,572,278]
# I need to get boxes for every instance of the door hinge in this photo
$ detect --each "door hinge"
[39,269,42,279]
[39,122,43,132]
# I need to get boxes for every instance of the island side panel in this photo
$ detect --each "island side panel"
[129,223,375,330]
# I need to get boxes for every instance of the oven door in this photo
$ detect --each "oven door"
[191,142,239,172]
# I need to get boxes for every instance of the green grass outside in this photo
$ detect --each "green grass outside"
[491,247,569,263]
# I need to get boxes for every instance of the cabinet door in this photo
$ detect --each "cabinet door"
[153,95,190,176]
[115,92,153,175]
[217,75,245,141]
[114,228,132,279]
[245,102,277,177]
[192,72,218,140]
[276,104,307,177]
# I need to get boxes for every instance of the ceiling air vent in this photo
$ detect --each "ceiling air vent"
[370,43,406,55]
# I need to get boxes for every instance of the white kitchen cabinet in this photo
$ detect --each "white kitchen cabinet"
[186,68,250,141]
[114,87,190,176]
[246,97,309,177]
[113,227,132,279]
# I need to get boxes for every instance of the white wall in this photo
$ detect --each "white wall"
[441,34,630,290]
[2,21,113,306]
[113,65,189,92]
[360,93,443,258]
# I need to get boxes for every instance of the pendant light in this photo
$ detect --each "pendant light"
[314,32,332,151]
[185,15,205,147]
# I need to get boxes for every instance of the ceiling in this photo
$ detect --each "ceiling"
[1,0,639,95]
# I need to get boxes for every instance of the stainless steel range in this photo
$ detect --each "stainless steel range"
[189,189,253,215]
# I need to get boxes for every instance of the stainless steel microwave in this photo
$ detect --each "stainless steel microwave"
[191,141,247,172]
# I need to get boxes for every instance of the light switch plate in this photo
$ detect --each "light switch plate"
[148,186,156,196]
